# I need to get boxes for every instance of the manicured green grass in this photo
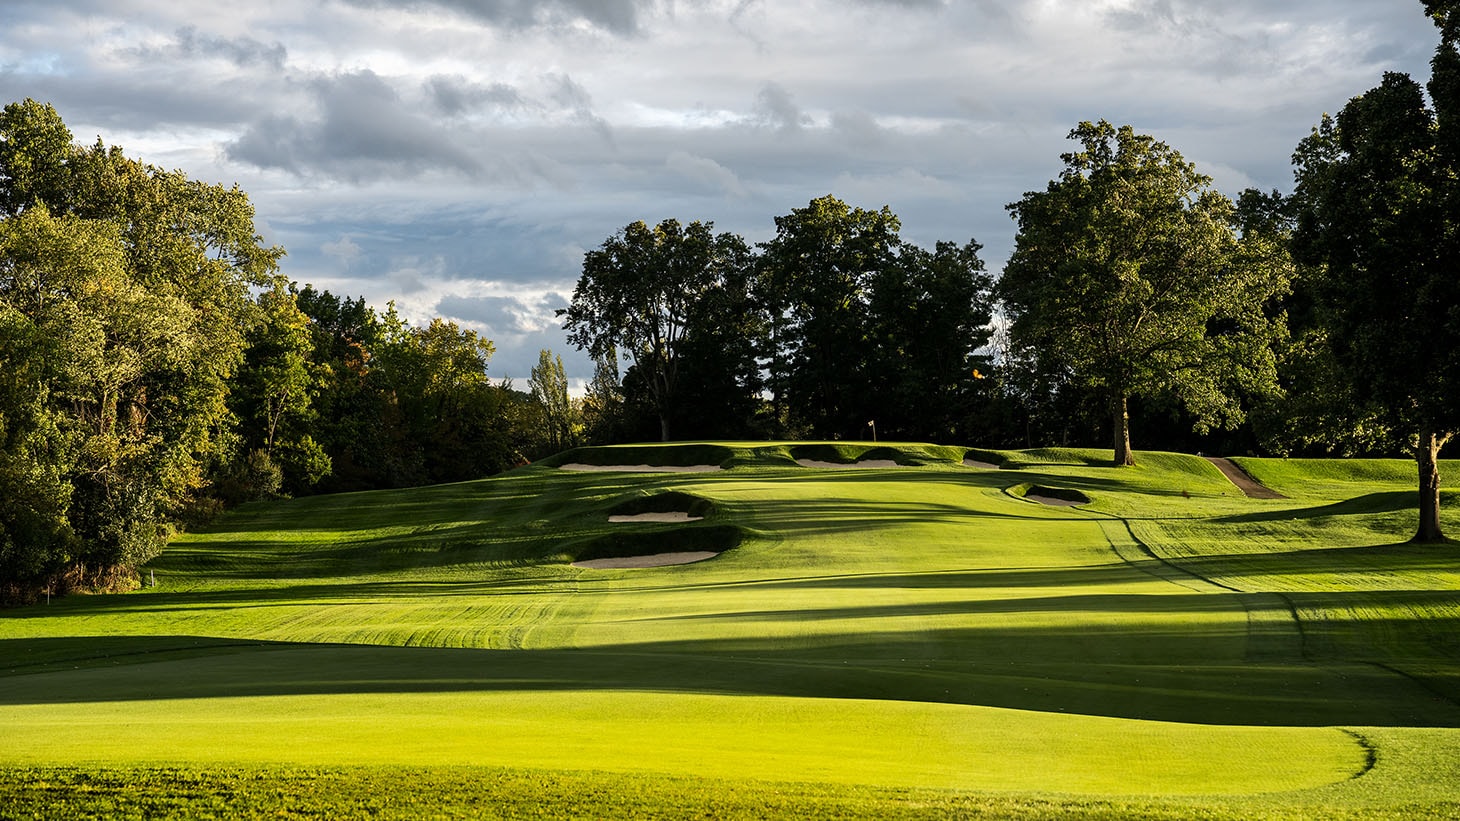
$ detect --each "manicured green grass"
[1,442,1457,817]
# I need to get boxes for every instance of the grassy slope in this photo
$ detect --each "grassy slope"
[1,443,1458,817]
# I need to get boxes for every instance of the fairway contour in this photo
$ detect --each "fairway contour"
[3,442,1459,818]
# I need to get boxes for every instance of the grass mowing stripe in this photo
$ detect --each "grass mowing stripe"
[1,445,1457,815]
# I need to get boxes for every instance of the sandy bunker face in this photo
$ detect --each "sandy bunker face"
[607,512,704,523]
[559,463,722,473]
[572,551,720,569]
[962,458,1000,469]
[794,459,900,468]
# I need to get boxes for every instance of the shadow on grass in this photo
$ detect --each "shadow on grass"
[1210,492,1418,524]
[2,631,1456,729]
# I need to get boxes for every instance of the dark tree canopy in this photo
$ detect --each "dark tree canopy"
[562,219,754,442]
[1291,43,1460,540]
[867,239,995,441]
[759,195,903,438]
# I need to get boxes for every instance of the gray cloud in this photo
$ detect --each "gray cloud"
[754,82,809,132]
[426,75,527,117]
[167,26,287,69]
[337,0,649,34]
[548,74,614,142]
[437,294,539,334]
[665,150,748,197]
[227,70,483,180]
[832,110,886,149]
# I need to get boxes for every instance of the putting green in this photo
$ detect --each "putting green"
[0,679,1364,794]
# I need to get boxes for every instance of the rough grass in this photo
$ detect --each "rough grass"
[15,764,1455,821]
[1,442,1458,817]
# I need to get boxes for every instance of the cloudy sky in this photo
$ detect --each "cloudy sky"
[0,0,1441,383]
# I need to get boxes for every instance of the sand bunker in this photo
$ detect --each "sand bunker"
[560,463,722,473]
[795,459,900,469]
[963,458,1000,469]
[573,551,720,569]
[607,512,704,523]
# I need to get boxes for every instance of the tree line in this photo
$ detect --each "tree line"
[0,100,569,600]
[1,2,1456,598]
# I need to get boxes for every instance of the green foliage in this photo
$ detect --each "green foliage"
[563,219,757,441]
[1289,25,1460,540]
[580,347,630,443]
[0,99,75,214]
[999,121,1289,466]
[868,239,996,441]
[754,196,998,441]
[529,349,579,453]
[0,101,279,585]
[229,283,330,495]
[759,195,900,437]
[292,289,532,490]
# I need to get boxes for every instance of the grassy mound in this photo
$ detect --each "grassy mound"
[1014,483,1092,505]
[787,442,967,465]
[607,489,717,519]
[567,523,745,563]
[537,443,736,468]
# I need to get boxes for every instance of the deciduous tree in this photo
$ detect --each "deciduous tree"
[998,121,1288,466]
[759,195,901,438]
[529,349,579,453]
[1290,14,1460,541]
[0,99,280,588]
[562,219,752,441]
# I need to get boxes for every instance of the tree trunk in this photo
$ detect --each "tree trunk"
[1112,393,1135,467]
[1413,428,1447,543]
[659,412,671,443]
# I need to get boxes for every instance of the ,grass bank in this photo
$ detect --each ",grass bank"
[1,443,1457,817]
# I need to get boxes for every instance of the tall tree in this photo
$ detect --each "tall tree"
[529,349,578,453]
[229,284,331,498]
[0,100,280,587]
[1290,13,1460,541]
[562,219,752,441]
[760,195,902,438]
[580,348,628,444]
[867,239,995,441]
[998,121,1288,467]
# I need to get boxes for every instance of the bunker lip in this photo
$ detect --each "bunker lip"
[795,459,900,468]
[573,551,720,569]
[607,512,704,523]
[559,463,723,473]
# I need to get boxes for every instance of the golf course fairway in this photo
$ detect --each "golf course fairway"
[1,442,1457,818]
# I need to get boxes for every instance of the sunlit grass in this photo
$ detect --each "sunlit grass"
[1,443,1457,816]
